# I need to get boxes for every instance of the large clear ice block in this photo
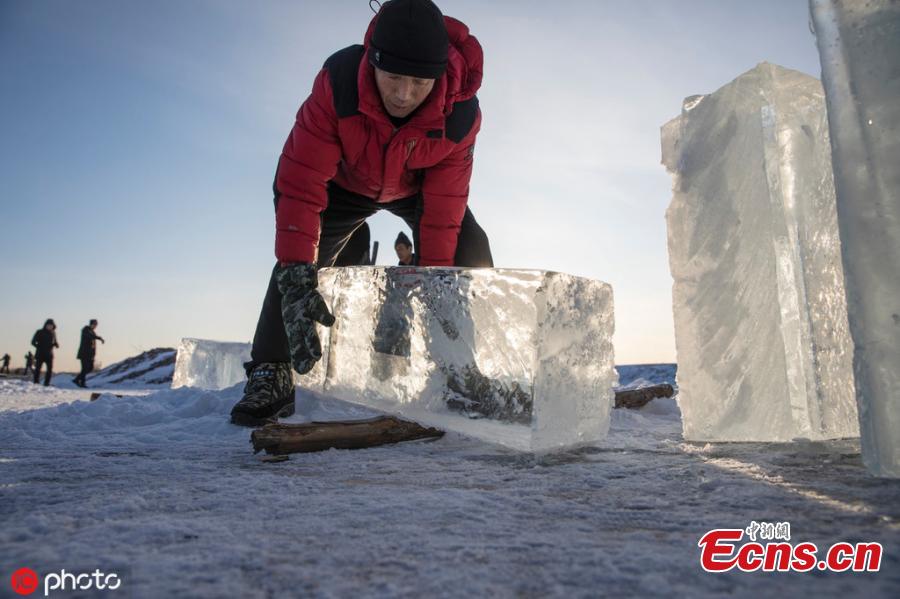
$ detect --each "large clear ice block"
[172,338,251,390]
[662,63,859,442]
[811,0,900,477]
[303,267,616,452]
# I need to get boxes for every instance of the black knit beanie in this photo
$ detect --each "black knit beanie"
[395,231,413,248]
[368,0,449,79]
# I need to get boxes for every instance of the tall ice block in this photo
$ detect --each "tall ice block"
[811,0,900,477]
[662,63,859,442]
[303,267,616,452]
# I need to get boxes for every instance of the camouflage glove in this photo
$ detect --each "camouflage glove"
[276,263,335,374]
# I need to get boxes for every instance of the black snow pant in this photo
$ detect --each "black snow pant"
[247,183,493,370]
[75,358,94,385]
[33,353,53,386]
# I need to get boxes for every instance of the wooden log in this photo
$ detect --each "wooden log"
[251,416,445,455]
[89,392,124,401]
[614,384,675,409]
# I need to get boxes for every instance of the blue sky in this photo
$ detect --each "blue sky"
[0,0,822,372]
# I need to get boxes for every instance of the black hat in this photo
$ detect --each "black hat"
[395,231,413,248]
[44,318,55,328]
[89,319,98,326]
[368,0,449,79]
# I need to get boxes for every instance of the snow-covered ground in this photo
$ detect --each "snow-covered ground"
[1,372,898,598]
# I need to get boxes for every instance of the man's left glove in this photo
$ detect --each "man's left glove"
[276,262,336,375]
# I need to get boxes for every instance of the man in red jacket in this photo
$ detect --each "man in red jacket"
[231,0,492,426]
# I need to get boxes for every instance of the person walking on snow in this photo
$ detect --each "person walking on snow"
[24,351,34,375]
[231,0,492,426]
[73,319,105,388]
[0,354,10,374]
[31,319,59,386]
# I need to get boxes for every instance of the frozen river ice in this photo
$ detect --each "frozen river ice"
[1,374,898,597]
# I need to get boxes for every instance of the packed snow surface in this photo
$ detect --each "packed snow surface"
[1,370,898,597]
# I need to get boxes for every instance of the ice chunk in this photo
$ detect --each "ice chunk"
[303,267,616,452]
[662,62,859,442]
[811,0,900,477]
[172,338,251,390]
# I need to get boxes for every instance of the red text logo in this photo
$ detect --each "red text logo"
[699,525,882,573]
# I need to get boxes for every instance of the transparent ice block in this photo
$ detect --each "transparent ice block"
[303,267,616,452]
[811,0,900,476]
[172,338,251,390]
[662,63,859,442]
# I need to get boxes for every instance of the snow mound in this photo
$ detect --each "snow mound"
[0,380,245,449]
[89,347,176,386]
[615,363,677,389]
[0,380,384,452]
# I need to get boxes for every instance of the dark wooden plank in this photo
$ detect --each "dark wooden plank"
[251,416,444,455]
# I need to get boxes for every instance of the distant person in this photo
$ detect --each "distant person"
[0,354,10,374]
[31,318,59,386]
[394,231,415,265]
[24,351,34,375]
[74,319,105,388]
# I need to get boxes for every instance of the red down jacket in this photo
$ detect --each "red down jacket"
[274,14,483,267]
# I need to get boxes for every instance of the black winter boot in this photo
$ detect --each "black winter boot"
[230,362,296,427]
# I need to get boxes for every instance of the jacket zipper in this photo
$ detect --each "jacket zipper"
[378,127,401,201]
